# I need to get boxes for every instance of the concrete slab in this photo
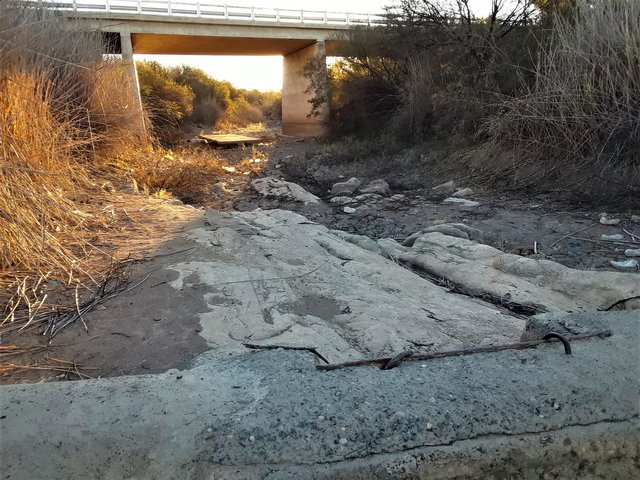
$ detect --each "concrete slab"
[1,311,638,479]
[199,133,262,146]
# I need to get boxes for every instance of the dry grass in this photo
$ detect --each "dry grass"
[484,0,640,195]
[0,2,148,333]
[123,147,226,202]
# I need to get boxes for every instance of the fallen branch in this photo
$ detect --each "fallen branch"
[316,331,612,372]
[243,343,329,364]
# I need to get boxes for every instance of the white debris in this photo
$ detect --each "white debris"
[625,249,640,257]
[601,234,624,241]
[599,213,621,226]
[610,259,639,271]
[343,206,356,214]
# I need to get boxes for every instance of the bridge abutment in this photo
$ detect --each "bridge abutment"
[282,41,328,137]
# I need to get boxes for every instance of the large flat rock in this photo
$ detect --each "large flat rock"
[1,311,637,479]
[380,232,640,313]
[154,209,525,362]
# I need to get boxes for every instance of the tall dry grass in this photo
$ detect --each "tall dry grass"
[485,0,640,195]
[1,1,146,325]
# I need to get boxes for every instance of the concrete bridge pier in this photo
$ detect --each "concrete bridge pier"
[282,41,328,137]
[119,31,146,132]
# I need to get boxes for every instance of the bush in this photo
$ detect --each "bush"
[190,95,225,125]
[305,1,540,141]
[485,0,640,193]
[221,97,264,126]
[136,61,194,142]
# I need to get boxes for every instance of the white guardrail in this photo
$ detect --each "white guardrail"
[38,1,385,26]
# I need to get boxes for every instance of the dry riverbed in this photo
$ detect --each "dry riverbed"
[2,134,638,383]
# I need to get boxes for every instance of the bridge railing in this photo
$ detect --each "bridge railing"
[36,1,385,26]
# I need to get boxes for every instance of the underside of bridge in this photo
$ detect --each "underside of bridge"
[115,29,338,137]
[65,11,355,136]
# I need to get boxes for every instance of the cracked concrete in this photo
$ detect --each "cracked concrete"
[1,311,637,479]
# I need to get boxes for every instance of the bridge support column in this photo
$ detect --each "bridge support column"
[282,41,328,137]
[119,32,146,134]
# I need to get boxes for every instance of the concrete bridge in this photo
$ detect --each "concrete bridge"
[45,1,384,136]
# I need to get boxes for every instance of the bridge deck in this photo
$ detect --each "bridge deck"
[41,1,384,27]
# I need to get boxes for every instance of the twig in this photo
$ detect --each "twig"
[75,287,88,333]
[243,343,329,364]
[622,227,640,242]
[316,331,612,371]
[568,235,640,246]
[549,223,597,247]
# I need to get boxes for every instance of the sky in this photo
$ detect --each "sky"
[135,0,489,91]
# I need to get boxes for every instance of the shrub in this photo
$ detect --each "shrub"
[222,97,264,126]
[485,0,640,194]
[190,95,225,125]
[136,61,194,142]
[305,1,540,141]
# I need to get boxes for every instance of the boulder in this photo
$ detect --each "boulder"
[360,179,390,196]
[252,177,320,205]
[442,197,480,209]
[452,187,474,198]
[343,206,356,214]
[160,209,525,362]
[330,196,356,206]
[403,223,484,247]
[431,180,456,197]
[354,193,383,202]
[330,177,361,197]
